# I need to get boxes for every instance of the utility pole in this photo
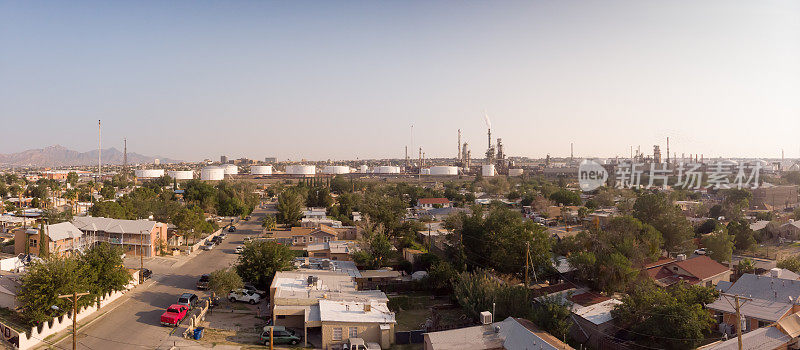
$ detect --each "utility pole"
[59,291,90,350]
[525,241,530,287]
[721,292,752,350]
[140,234,144,282]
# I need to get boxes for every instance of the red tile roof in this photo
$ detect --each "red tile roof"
[418,198,451,205]
[673,255,730,281]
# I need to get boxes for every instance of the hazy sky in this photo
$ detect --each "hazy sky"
[1,1,799,161]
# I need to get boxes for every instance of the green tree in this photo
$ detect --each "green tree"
[276,190,303,226]
[633,192,694,254]
[16,257,92,325]
[452,269,531,321]
[701,227,733,264]
[728,219,756,251]
[235,240,294,289]
[262,214,277,231]
[82,243,132,294]
[549,189,581,206]
[778,256,800,273]
[208,268,243,296]
[612,281,718,350]
[306,187,333,208]
[530,294,572,341]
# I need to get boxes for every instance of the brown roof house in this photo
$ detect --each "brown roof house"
[417,198,451,209]
[645,255,731,288]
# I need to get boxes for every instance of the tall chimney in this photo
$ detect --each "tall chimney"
[666,137,670,164]
[123,138,128,180]
[571,142,574,160]
[98,120,102,182]
[457,129,462,163]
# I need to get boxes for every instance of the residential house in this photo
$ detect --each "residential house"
[14,222,86,257]
[752,185,799,210]
[535,286,621,350]
[303,207,328,219]
[0,270,21,309]
[355,270,403,290]
[781,221,800,239]
[403,248,424,265]
[417,198,451,209]
[307,241,353,261]
[701,311,800,350]
[644,255,731,288]
[707,273,800,335]
[71,217,168,257]
[270,225,359,248]
[269,270,393,349]
[423,316,573,350]
[319,299,395,349]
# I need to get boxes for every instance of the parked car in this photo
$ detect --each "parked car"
[259,326,301,346]
[196,274,210,290]
[243,283,267,298]
[218,233,227,240]
[177,293,199,309]
[342,338,381,350]
[243,236,253,243]
[202,242,215,250]
[235,246,244,254]
[212,236,223,244]
[228,226,236,233]
[694,248,707,255]
[140,268,152,281]
[160,304,189,327]
[228,289,261,304]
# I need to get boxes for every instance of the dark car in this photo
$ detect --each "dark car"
[140,268,152,281]
[196,275,210,290]
[177,293,199,309]
[228,226,236,233]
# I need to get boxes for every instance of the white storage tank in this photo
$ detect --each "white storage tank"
[359,165,369,173]
[508,168,524,176]
[222,164,238,175]
[429,166,458,175]
[420,168,431,175]
[285,165,316,175]
[134,169,165,179]
[201,166,225,181]
[482,164,496,177]
[373,166,400,174]
[251,165,273,175]
[322,166,350,174]
[167,170,194,180]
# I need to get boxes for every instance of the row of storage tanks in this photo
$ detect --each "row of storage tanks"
[135,164,525,180]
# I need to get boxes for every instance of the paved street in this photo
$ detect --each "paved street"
[47,205,273,350]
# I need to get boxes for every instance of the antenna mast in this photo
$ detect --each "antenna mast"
[97,120,102,182]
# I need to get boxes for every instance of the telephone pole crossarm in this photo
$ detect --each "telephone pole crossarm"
[720,293,753,350]
[59,291,90,350]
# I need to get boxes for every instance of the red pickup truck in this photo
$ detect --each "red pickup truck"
[160,304,189,327]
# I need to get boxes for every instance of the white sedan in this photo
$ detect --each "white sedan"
[202,243,215,250]
[228,289,261,304]
[235,246,244,254]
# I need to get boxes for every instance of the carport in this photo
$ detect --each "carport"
[272,305,321,347]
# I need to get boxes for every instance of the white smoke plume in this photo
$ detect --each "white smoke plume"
[483,110,492,129]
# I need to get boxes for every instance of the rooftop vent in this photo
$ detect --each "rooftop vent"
[364,304,371,312]
[676,254,687,261]
[771,268,781,278]
[480,311,493,325]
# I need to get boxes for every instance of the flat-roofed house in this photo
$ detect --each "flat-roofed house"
[319,299,395,349]
[424,316,573,350]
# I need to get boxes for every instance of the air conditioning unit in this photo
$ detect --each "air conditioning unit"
[480,311,492,325]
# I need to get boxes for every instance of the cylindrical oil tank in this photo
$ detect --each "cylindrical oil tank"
[168,170,194,180]
[134,169,165,178]
[508,168,524,176]
[359,165,369,173]
[429,166,458,175]
[222,164,238,175]
[482,164,496,177]
[322,166,350,174]
[251,165,273,175]
[285,165,316,175]
[420,168,431,175]
[373,166,400,174]
[201,166,225,181]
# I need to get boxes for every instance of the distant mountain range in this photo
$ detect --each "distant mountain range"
[0,145,181,167]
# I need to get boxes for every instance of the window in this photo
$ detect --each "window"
[29,239,37,247]
[349,327,358,338]
[332,327,342,340]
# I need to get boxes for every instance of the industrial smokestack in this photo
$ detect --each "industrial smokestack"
[666,137,670,164]
[98,120,102,182]
[571,142,574,160]
[457,129,462,162]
